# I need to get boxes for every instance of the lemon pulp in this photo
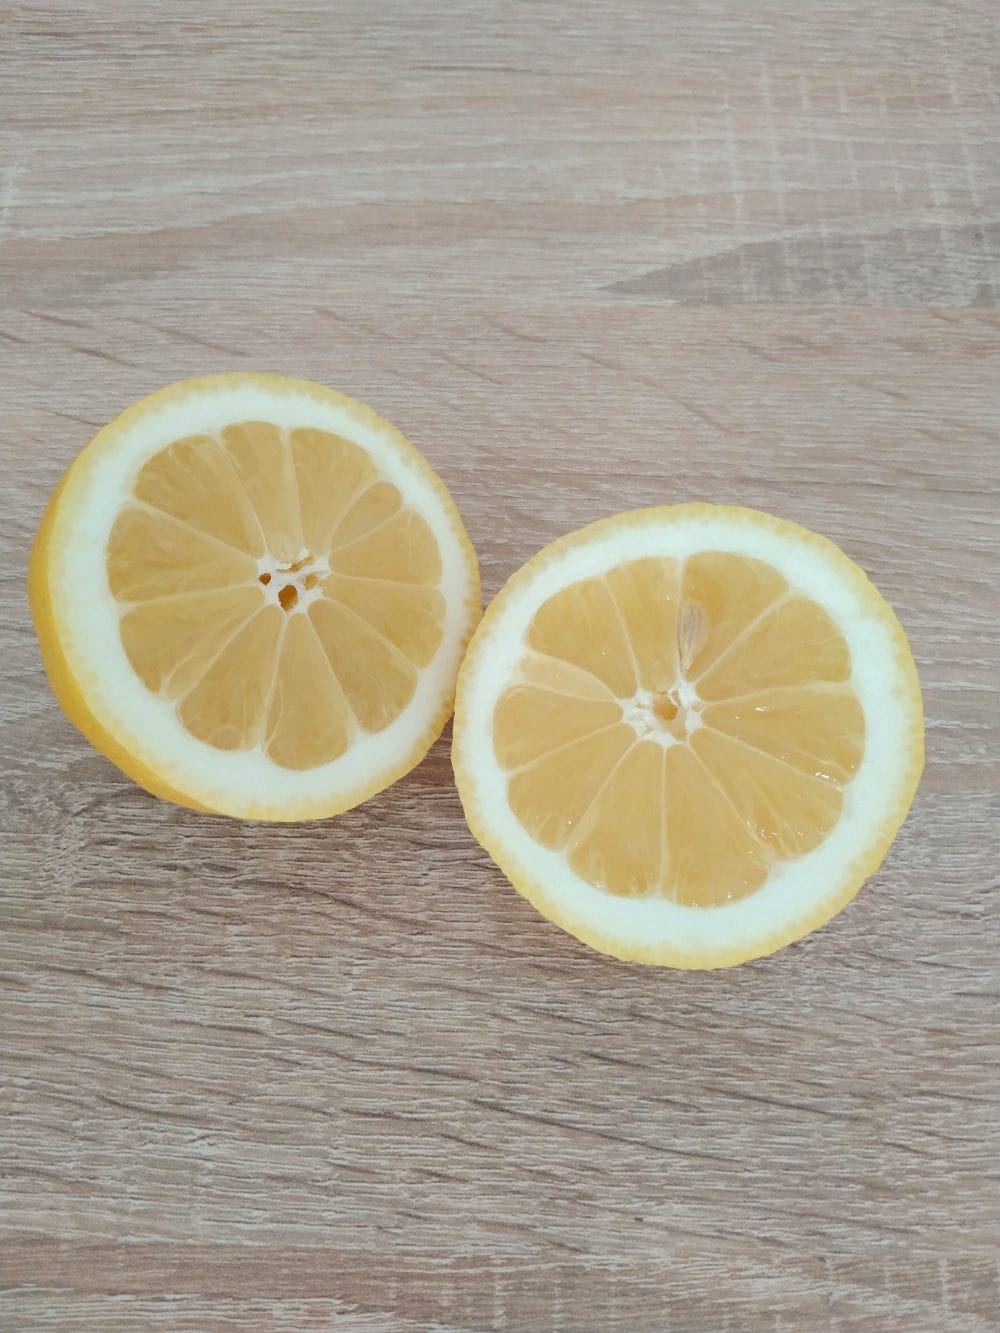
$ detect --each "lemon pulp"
[492,553,865,907]
[108,422,446,770]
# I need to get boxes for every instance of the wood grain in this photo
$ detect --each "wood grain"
[2,2,999,1329]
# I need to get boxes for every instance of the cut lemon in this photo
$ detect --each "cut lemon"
[452,505,923,967]
[30,373,480,820]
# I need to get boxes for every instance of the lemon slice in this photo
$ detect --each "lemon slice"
[452,505,923,967]
[30,374,480,820]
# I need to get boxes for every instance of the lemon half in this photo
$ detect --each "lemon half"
[30,373,480,820]
[453,505,922,967]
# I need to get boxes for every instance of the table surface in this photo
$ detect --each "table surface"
[2,3,999,1329]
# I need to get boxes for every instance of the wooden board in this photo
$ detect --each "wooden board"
[2,2,998,1328]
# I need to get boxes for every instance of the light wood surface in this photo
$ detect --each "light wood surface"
[2,3,999,1329]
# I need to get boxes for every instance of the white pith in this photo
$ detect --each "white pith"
[620,689,692,746]
[255,551,330,613]
[46,379,479,819]
[455,510,922,963]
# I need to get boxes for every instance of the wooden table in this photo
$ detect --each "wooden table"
[3,3,998,1328]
